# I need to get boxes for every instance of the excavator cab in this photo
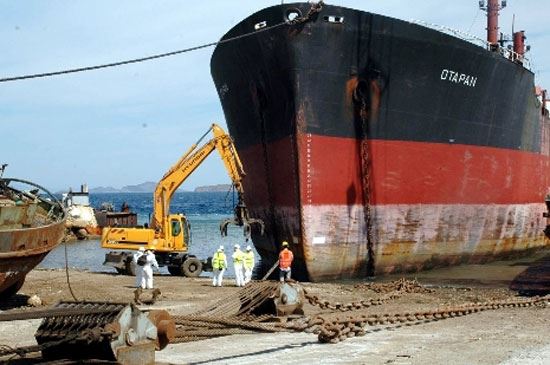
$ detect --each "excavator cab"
[167,214,191,251]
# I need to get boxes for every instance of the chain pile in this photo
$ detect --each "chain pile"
[353,278,434,294]
[304,289,400,312]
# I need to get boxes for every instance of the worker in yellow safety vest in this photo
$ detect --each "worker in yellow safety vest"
[243,245,255,284]
[212,245,227,287]
[232,244,245,287]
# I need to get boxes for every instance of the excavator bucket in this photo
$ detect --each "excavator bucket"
[220,198,264,239]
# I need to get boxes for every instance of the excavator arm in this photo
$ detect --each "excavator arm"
[151,123,264,238]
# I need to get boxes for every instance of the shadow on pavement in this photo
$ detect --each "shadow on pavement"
[510,254,550,295]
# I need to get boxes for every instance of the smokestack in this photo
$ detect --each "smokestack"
[513,31,526,56]
[487,0,500,46]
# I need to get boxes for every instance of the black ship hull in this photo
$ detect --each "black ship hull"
[211,3,550,281]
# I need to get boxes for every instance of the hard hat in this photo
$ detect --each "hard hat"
[246,245,252,251]
[219,245,224,251]
[138,247,145,252]
[234,244,240,249]
[282,241,289,247]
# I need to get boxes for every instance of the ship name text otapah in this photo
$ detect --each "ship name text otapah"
[440,69,477,87]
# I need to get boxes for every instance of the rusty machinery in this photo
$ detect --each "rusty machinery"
[31,301,174,364]
[241,282,305,317]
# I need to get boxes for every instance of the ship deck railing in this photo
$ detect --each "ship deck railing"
[409,19,531,71]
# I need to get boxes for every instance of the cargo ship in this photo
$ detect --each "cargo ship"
[0,174,66,298]
[211,1,550,281]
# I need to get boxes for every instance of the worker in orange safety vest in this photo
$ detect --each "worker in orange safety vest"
[278,241,294,282]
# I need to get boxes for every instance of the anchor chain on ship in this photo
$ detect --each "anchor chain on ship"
[355,79,377,276]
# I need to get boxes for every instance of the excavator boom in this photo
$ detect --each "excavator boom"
[151,123,262,238]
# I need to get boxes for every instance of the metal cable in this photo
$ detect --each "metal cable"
[64,239,79,301]
[0,20,290,83]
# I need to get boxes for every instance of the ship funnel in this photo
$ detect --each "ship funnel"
[513,31,526,55]
[479,0,506,49]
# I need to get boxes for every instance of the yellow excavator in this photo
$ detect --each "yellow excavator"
[101,123,264,277]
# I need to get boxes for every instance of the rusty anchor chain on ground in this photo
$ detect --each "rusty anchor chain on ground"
[303,279,431,312]
[291,295,550,344]
[169,279,430,343]
[304,289,401,312]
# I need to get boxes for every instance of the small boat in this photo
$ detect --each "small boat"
[0,171,66,299]
[63,184,99,240]
[62,184,138,240]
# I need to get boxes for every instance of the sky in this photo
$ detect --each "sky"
[1,0,549,192]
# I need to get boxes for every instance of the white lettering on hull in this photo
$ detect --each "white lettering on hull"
[440,69,477,88]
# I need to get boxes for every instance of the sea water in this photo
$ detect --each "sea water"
[39,192,258,278]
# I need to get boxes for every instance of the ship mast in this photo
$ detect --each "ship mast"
[479,0,507,50]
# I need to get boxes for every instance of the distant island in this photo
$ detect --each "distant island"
[194,184,232,192]
[89,181,158,193]
[84,182,231,193]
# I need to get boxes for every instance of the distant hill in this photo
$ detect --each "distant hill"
[194,184,232,192]
[89,182,156,193]
[120,181,157,192]
[89,186,120,193]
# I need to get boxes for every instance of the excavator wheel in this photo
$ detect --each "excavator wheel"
[167,265,183,276]
[182,257,203,277]
[116,259,136,276]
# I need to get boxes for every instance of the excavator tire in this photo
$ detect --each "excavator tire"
[167,265,183,276]
[182,257,202,277]
[117,260,136,276]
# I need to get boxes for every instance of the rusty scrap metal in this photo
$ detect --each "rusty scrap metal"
[30,301,173,363]
[0,306,124,322]
[134,287,162,305]
[171,281,305,343]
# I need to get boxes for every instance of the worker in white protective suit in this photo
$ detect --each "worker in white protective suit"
[243,245,255,284]
[132,247,146,288]
[232,244,245,287]
[212,245,227,287]
[142,249,159,289]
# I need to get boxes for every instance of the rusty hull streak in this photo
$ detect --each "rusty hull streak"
[301,203,548,281]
